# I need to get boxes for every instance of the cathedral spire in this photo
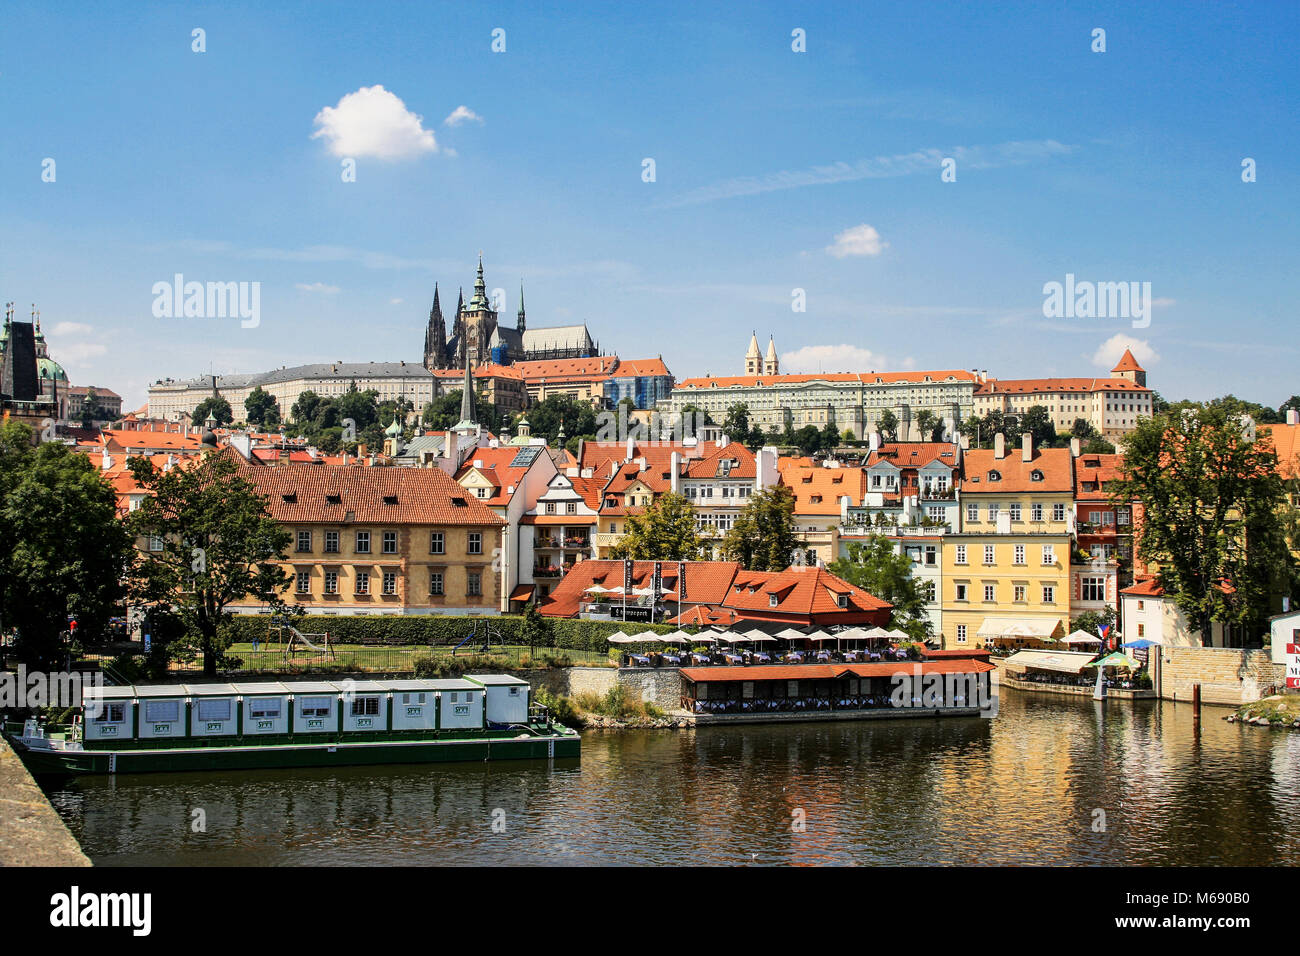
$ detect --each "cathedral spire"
[516,282,526,333]
[424,282,447,370]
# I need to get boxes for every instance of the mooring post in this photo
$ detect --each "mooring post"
[1193,683,1201,721]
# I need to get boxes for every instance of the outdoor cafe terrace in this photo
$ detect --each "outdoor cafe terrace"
[608,625,924,669]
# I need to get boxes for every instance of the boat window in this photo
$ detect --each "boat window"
[197,699,232,722]
[144,700,180,723]
[94,702,126,723]
[509,687,520,696]
[350,696,381,716]
[249,698,281,719]
[300,696,332,718]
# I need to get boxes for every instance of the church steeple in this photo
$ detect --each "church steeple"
[745,331,762,376]
[516,282,526,333]
[468,253,490,312]
[424,282,447,369]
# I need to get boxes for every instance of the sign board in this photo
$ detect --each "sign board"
[623,559,633,594]
[653,561,663,597]
[613,606,652,622]
[1287,642,1300,689]
[678,561,688,601]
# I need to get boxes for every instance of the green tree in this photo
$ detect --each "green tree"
[1280,396,1300,419]
[423,389,496,431]
[1112,402,1295,643]
[721,402,751,441]
[0,420,132,667]
[792,425,822,455]
[127,451,294,676]
[610,492,703,560]
[819,418,840,452]
[291,390,323,424]
[79,387,103,428]
[877,409,899,442]
[827,536,929,639]
[243,386,279,427]
[1020,404,1057,448]
[1070,606,1116,639]
[915,409,940,442]
[514,395,594,443]
[521,602,554,659]
[721,484,798,571]
[337,383,380,431]
[192,396,233,427]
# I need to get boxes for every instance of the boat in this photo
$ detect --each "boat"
[3,674,580,775]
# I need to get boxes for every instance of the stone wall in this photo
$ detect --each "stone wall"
[615,667,685,710]
[514,666,618,700]
[0,737,90,866]
[1157,646,1286,705]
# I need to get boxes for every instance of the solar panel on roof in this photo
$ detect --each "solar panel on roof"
[509,446,542,468]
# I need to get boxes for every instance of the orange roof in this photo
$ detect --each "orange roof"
[779,465,866,514]
[1074,452,1127,499]
[101,428,202,452]
[1111,348,1145,373]
[681,442,757,479]
[863,443,959,470]
[676,370,978,390]
[613,357,672,378]
[430,362,524,381]
[513,356,619,381]
[1120,577,1164,597]
[454,445,543,505]
[539,559,742,618]
[960,446,1073,494]
[1259,424,1300,479]
[977,377,1149,395]
[722,566,891,620]
[235,460,505,526]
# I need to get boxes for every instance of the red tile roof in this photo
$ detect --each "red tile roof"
[1074,452,1127,499]
[977,378,1149,395]
[863,443,960,470]
[1111,348,1145,373]
[513,356,620,381]
[455,446,540,505]
[722,567,891,619]
[1120,576,1164,597]
[961,446,1073,494]
[613,357,672,378]
[675,370,979,390]
[779,465,866,514]
[235,460,504,526]
[538,560,741,618]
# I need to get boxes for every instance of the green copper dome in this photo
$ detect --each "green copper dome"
[37,357,68,381]
[384,418,402,437]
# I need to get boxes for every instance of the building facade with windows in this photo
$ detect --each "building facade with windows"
[228,457,505,616]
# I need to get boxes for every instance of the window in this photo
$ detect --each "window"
[923,581,936,602]
[955,545,967,565]
[988,470,1001,482]
[1052,503,1066,522]
[355,531,371,554]
[475,487,491,499]
[430,532,444,554]
[296,530,312,553]
[382,531,397,554]
[324,571,338,594]
[299,697,330,717]
[1137,600,1145,611]
[955,583,968,601]
[467,571,481,597]
[1082,577,1106,602]
[924,545,937,566]
[1042,585,1055,604]
[546,502,557,514]
[1137,623,1145,638]
[769,594,779,607]
[249,698,281,719]
[1008,503,1021,521]
[983,545,995,565]
[1014,584,1027,602]
[355,571,370,595]
[1014,545,1025,565]
[468,532,482,555]
[988,503,1000,522]
[983,584,996,602]
[383,571,398,595]
[1042,545,1055,565]
[149,535,164,552]
[956,624,967,644]
[966,503,978,523]
[325,531,339,553]
[197,699,231,721]
[351,696,380,717]
[1031,503,1043,522]
[566,502,577,514]
[429,572,444,596]
[296,571,311,594]
[144,700,180,723]
[95,702,126,723]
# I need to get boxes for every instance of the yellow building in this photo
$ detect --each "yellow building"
[940,434,1074,648]
[228,460,506,616]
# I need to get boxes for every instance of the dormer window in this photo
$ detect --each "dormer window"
[1030,470,1044,482]
[326,494,341,504]
[383,494,398,504]
[281,493,297,503]
[987,470,1001,482]
[769,594,778,607]
[837,593,848,608]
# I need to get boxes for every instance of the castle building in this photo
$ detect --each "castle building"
[423,256,599,370]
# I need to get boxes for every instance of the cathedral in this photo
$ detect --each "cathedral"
[422,256,599,370]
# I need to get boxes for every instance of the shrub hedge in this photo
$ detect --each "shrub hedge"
[219,615,680,654]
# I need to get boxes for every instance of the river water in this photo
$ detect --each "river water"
[43,692,1300,866]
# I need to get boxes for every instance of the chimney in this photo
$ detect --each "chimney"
[670,451,681,494]
[868,431,880,453]
[1070,437,1081,457]
[581,467,592,479]
[1289,408,1299,426]
[994,433,1006,460]
[446,430,458,469]
[637,456,647,472]
[1021,432,1033,462]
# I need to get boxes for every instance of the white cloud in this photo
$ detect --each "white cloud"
[390,297,404,305]
[50,342,108,365]
[1092,333,1159,369]
[781,344,889,374]
[295,282,340,294]
[443,105,483,127]
[311,85,438,159]
[51,321,93,336]
[826,224,888,258]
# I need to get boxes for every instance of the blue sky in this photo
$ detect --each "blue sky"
[1,0,1296,409]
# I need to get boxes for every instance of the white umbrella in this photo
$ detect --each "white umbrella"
[690,632,718,645]
[722,633,752,644]
[586,584,611,593]
[862,626,891,642]
[659,630,692,644]
[745,633,778,644]
[885,628,910,641]
[1063,630,1103,645]
[606,631,634,644]
[806,631,837,643]
[629,631,662,643]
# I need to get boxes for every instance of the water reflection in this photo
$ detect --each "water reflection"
[43,693,1300,866]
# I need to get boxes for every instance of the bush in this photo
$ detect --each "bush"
[411,653,507,679]
[534,688,580,728]
[219,614,676,654]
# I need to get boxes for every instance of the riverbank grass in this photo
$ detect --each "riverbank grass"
[1234,694,1300,726]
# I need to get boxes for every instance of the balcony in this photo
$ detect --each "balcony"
[533,565,564,578]
[918,486,956,500]
[534,537,559,550]
[563,537,591,550]
[594,533,623,549]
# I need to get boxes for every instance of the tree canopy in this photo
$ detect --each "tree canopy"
[609,492,703,560]
[192,396,233,427]
[721,484,798,571]
[827,536,929,640]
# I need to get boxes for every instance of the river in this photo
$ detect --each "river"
[42,692,1300,865]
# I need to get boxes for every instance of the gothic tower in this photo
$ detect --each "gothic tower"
[764,335,779,375]
[424,283,448,370]
[745,331,761,375]
[459,254,498,369]
[516,282,526,334]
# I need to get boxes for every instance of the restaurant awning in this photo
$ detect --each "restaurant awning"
[509,584,535,602]
[977,617,1064,639]
[1003,649,1098,674]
